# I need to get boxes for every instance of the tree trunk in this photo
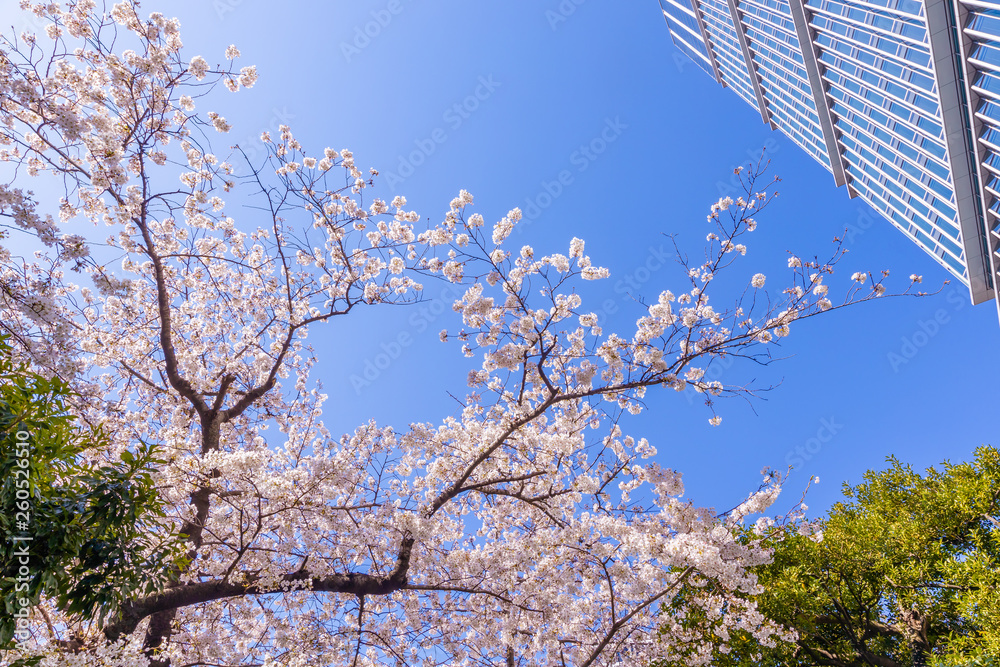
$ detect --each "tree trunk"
[902,608,930,667]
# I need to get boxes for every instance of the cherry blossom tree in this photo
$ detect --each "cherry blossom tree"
[0,2,925,666]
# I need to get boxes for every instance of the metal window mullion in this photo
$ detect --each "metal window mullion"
[845,163,949,236]
[812,26,936,75]
[724,0,775,126]
[746,30,811,76]
[962,0,1000,9]
[982,158,1000,177]
[925,0,995,302]
[855,188,970,278]
[816,0,927,17]
[968,57,1000,75]
[847,182,967,269]
[978,112,1000,132]
[972,83,1000,101]
[787,0,850,186]
[807,6,931,50]
[683,0,727,86]
[846,154,960,235]
[821,60,940,123]
[672,29,718,70]
[963,26,1000,41]
[671,14,710,47]
[834,116,954,196]
[752,41,809,85]
[980,136,1000,153]
[713,55,759,94]
[757,72,829,136]
[739,3,800,39]
[839,140,952,220]
[822,66,942,126]
[830,102,954,183]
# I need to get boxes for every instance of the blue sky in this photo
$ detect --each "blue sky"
[9,0,997,516]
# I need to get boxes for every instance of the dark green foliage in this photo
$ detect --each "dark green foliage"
[0,336,184,649]
[656,448,1000,667]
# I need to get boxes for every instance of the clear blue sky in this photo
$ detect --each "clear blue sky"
[8,0,997,516]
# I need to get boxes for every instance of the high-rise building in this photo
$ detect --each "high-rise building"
[658,0,1000,313]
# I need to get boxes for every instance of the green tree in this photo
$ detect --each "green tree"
[0,336,183,653]
[657,448,1000,667]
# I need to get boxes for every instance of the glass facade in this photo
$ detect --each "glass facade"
[659,0,716,76]
[964,0,1000,302]
[700,0,767,110]
[810,0,970,279]
[659,0,1000,312]
[742,0,832,166]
